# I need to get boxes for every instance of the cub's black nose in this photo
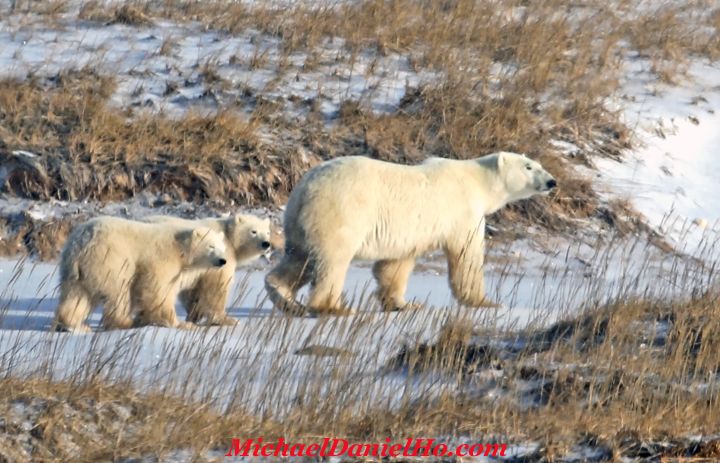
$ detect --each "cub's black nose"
[217,258,227,266]
[261,241,271,249]
[546,179,557,189]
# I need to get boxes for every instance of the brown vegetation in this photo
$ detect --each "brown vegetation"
[0,3,718,458]
[1,0,717,243]
[2,288,720,460]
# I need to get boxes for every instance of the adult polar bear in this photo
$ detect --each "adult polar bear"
[265,152,557,315]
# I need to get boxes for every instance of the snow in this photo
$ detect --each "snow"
[0,223,711,416]
[0,14,433,119]
[593,57,720,254]
[1,4,720,459]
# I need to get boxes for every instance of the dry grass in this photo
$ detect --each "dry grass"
[0,377,264,461]
[78,1,154,26]
[2,271,720,460]
[2,0,718,240]
[0,70,307,206]
[0,3,719,455]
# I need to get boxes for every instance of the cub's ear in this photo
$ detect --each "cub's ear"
[234,214,245,225]
[175,229,193,248]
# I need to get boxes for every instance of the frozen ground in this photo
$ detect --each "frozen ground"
[593,57,720,255]
[1,4,720,461]
[0,7,719,419]
[0,12,432,120]
[0,226,711,416]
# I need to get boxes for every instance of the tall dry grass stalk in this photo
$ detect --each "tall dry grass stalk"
[0,228,718,459]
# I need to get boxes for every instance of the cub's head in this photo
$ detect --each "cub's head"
[225,214,273,264]
[496,151,556,202]
[177,227,227,268]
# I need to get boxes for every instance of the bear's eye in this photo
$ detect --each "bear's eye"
[251,230,257,236]
[525,165,532,171]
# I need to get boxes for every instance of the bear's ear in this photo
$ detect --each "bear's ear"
[497,152,507,172]
[192,228,211,241]
[175,229,193,249]
[233,215,245,225]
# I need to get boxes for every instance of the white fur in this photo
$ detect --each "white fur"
[144,214,273,325]
[52,216,228,332]
[265,152,556,315]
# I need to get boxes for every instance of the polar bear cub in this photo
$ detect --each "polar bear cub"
[265,152,557,316]
[53,216,228,332]
[144,214,273,325]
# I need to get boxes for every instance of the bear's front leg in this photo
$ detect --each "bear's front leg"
[133,278,192,329]
[135,301,192,329]
[102,292,134,330]
[372,258,420,311]
[445,226,500,308]
[183,271,235,325]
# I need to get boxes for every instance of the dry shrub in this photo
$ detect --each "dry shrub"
[2,0,717,239]
[0,71,304,206]
[79,1,154,25]
[4,0,717,237]
[377,293,720,455]
[389,317,501,377]
[0,377,265,461]
[623,1,720,62]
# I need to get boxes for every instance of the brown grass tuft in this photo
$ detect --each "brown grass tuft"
[0,70,302,206]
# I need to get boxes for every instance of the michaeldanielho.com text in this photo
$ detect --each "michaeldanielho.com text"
[225,437,508,458]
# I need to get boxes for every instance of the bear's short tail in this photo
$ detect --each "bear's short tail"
[58,222,98,283]
[58,246,81,283]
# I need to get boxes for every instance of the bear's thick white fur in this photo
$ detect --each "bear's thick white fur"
[53,216,228,332]
[144,214,273,325]
[265,152,556,315]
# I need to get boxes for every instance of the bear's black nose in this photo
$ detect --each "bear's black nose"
[217,258,227,266]
[261,241,271,249]
[546,179,557,189]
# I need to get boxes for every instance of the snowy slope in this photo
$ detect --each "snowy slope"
[0,14,431,119]
[594,57,720,254]
[0,225,709,417]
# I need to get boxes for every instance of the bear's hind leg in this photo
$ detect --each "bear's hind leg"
[265,253,312,315]
[372,258,418,311]
[102,290,134,330]
[307,251,354,316]
[53,285,93,332]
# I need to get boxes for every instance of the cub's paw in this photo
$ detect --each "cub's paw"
[206,315,239,326]
[310,305,356,317]
[382,301,424,312]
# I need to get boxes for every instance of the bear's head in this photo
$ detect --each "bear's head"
[224,214,273,264]
[496,151,557,202]
[177,227,228,268]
